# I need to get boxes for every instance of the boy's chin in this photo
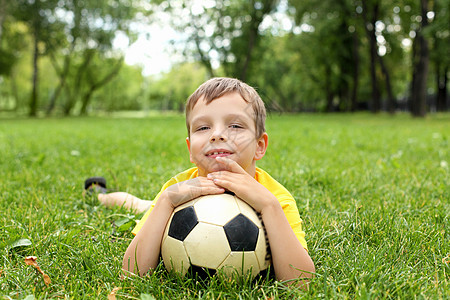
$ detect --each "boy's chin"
[201,163,228,175]
[208,165,227,173]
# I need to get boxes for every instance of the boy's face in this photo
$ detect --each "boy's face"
[186,92,267,177]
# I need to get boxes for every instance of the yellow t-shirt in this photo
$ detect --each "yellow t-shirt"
[131,167,308,250]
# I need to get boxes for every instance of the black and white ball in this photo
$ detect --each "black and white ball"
[161,193,271,279]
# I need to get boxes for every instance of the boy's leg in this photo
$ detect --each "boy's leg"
[97,192,152,213]
[84,177,152,213]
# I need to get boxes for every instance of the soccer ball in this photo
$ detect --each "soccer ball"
[161,193,271,279]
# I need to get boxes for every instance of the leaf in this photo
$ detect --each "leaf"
[24,256,51,286]
[9,238,32,249]
[114,217,136,232]
[140,294,156,300]
[108,287,121,300]
[114,217,132,227]
[443,255,449,264]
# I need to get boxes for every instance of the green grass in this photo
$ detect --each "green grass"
[0,113,448,299]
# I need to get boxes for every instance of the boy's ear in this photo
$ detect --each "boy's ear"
[254,132,268,161]
[186,137,194,163]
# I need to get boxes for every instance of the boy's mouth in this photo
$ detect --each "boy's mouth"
[205,149,233,158]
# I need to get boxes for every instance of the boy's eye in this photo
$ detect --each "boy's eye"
[196,126,209,131]
[230,124,243,129]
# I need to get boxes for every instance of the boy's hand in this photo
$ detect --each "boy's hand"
[163,177,225,208]
[207,157,276,213]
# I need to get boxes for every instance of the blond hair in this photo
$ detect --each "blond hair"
[185,77,266,138]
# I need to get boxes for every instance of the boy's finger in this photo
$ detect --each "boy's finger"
[215,157,246,174]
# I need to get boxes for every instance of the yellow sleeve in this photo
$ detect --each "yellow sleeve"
[131,167,198,235]
[278,196,308,250]
[255,168,308,250]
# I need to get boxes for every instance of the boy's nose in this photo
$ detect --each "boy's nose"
[210,129,227,142]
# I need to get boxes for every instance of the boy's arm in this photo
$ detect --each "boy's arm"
[122,177,225,276]
[208,157,315,286]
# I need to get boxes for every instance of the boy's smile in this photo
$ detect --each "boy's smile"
[186,92,267,177]
[205,149,233,158]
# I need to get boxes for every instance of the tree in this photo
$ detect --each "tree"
[13,0,61,116]
[159,0,279,83]
[360,0,382,112]
[410,0,430,117]
[94,64,144,112]
[78,57,124,115]
[45,0,140,116]
[7,0,140,116]
[427,0,449,111]
[289,0,362,111]
[0,1,28,112]
[359,0,398,114]
[0,0,15,76]
[147,63,208,111]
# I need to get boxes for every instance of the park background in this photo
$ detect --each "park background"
[0,0,449,117]
[0,0,449,299]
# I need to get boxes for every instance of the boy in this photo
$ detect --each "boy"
[90,78,315,284]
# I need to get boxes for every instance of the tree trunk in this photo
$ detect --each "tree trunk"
[362,1,381,113]
[194,35,215,78]
[377,54,396,114]
[350,30,359,112]
[79,59,123,115]
[239,25,257,82]
[46,77,65,115]
[9,71,19,111]
[368,32,380,112]
[238,0,277,82]
[436,66,448,111]
[0,0,6,42]
[325,64,334,112]
[432,0,447,112]
[411,0,430,117]
[63,49,95,116]
[29,31,39,117]
[46,54,71,115]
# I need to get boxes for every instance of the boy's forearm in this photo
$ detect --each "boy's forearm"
[122,194,173,276]
[261,200,315,285]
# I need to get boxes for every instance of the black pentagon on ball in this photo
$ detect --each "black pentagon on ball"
[187,265,217,281]
[223,213,259,251]
[168,206,198,241]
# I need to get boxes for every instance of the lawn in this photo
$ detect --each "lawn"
[0,113,448,299]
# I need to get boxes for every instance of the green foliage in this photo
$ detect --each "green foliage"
[0,114,448,298]
[251,34,310,112]
[0,48,15,75]
[159,0,279,81]
[0,0,143,116]
[146,63,209,111]
[92,64,145,112]
[0,0,449,115]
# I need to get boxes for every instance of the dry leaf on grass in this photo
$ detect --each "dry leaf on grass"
[443,255,449,264]
[108,287,122,300]
[24,256,51,286]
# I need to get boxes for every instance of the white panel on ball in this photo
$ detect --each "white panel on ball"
[193,194,240,226]
[183,222,231,269]
[161,236,191,276]
[218,251,260,278]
